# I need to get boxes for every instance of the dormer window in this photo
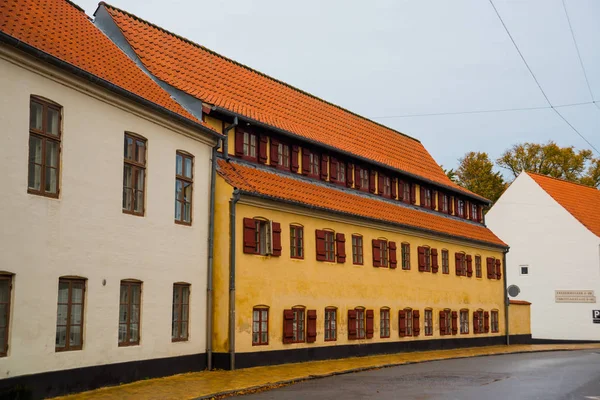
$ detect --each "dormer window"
[403,182,411,203]
[421,187,432,208]
[359,168,369,189]
[277,143,290,169]
[337,162,346,183]
[457,199,465,217]
[309,153,319,177]
[243,131,257,159]
[383,176,391,197]
[441,194,449,213]
[471,203,479,221]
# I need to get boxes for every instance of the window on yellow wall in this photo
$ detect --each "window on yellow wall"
[404,308,413,336]
[380,308,390,338]
[325,307,337,341]
[460,309,469,334]
[290,224,304,259]
[252,306,269,346]
[401,243,410,270]
[424,309,433,336]
[292,306,306,343]
[356,307,366,339]
[491,310,499,333]
[352,235,364,265]
[475,255,482,278]
[441,249,449,274]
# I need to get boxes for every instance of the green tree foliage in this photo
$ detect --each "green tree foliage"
[454,152,506,203]
[497,141,600,188]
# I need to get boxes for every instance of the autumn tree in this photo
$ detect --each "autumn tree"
[455,152,506,203]
[497,141,600,188]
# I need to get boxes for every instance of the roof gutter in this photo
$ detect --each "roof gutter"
[229,189,241,370]
[0,31,222,141]
[211,105,490,205]
[234,189,507,250]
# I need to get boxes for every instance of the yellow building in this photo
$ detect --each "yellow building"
[97,3,523,370]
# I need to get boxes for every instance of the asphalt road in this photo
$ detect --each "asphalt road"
[238,350,600,400]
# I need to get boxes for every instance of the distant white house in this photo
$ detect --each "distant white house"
[487,171,600,342]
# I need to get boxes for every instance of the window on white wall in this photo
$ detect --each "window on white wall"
[520,265,529,276]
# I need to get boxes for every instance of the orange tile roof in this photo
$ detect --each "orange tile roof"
[0,0,212,130]
[527,172,600,238]
[218,159,507,248]
[101,3,485,202]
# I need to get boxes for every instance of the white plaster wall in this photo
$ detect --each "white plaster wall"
[0,55,212,378]
[487,172,600,341]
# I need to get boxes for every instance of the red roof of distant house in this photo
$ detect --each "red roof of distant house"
[527,172,600,238]
[509,300,531,305]
[0,0,213,131]
[218,159,507,248]
[100,2,486,202]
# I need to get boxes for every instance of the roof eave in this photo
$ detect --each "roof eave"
[231,187,506,250]
[0,31,223,142]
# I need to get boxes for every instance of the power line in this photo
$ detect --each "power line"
[488,0,600,156]
[370,101,595,119]
[561,0,600,112]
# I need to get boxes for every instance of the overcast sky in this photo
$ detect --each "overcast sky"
[81,0,600,175]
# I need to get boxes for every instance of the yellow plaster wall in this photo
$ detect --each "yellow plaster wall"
[212,175,506,354]
[509,303,531,335]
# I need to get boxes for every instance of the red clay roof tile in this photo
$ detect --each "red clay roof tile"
[101,3,484,201]
[218,159,506,247]
[527,172,600,238]
[0,0,208,128]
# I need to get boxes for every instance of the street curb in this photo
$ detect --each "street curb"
[194,347,596,399]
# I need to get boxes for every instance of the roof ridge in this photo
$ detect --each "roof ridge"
[526,171,599,191]
[98,1,420,144]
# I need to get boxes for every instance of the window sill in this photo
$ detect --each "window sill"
[171,338,189,343]
[175,220,192,227]
[290,256,304,260]
[252,342,269,346]
[28,189,60,199]
[123,209,144,217]
[55,347,82,352]
[118,342,140,347]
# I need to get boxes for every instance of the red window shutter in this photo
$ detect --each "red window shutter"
[413,310,420,336]
[271,222,282,256]
[366,309,374,339]
[270,138,279,166]
[438,192,444,213]
[495,259,502,280]
[283,309,294,344]
[484,311,490,333]
[307,310,317,343]
[301,148,310,175]
[258,136,268,163]
[372,239,381,267]
[473,311,479,334]
[398,310,406,337]
[346,163,354,187]
[291,145,299,172]
[439,310,446,335]
[315,230,326,261]
[419,186,426,207]
[410,183,416,204]
[464,200,471,220]
[391,178,398,199]
[369,170,377,194]
[451,311,458,335]
[455,253,461,276]
[486,258,494,279]
[234,128,244,156]
[389,241,397,269]
[454,197,459,216]
[466,255,473,277]
[336,233,346,263]
[330,158,338,182]
[430,190,437,210]
[354,166,362,189]
[320,155,328,180]
[398,180,405,201]
[377,173,384,195]
[417,246,426,272]
[348,310,357,340]
[243,218,257,254]
[431,248,439,273]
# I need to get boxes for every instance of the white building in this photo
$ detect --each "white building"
[0,0,219,398]
[487,171,600,342]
